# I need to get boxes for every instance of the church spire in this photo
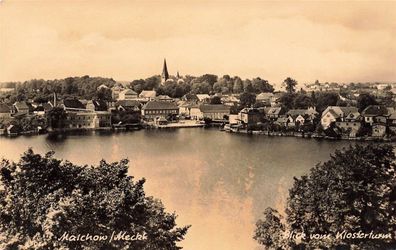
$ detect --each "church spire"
[161,58,169,84]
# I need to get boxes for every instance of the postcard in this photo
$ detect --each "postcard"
[0,1,395,249]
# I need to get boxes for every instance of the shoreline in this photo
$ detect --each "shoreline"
[1,123,395,142]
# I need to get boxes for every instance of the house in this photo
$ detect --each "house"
[372,124,387,137]
[199,104,230,120]
[139,90,157,101]
[256,92,274,106]
[115,100,141,112]
[111,84,125,100]
[275,116,293,127]
[12,101,31,115]
[65,111,112,129]
[221,95,239,106]
[155,95,173,102]
[361,105,392,125]
[196,94,211,103]
[0,103,11,118]
[86,100,108,111]
[320,106,359,129]
[141,101,179,120]
[238,108,263,125]
[118,89,138,100]
[264,107,285,120]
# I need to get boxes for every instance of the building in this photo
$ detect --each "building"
[115,100,141,112]
[321,106,359,129]
[238,108,263,125]
[141,101,179,120]
[86,100,108,111]
[65,111,112,129]
[111,83,125,100]
[161,58,169,84]
[199,104,230,120]
[118,89,138,100]
[264,107,285,120]
[256,92,274,106]
[60,99,86,112]
[139,90,157,101]
[12,101,31,115]
[196,94,211,103]
[361,105,392,125]
[155,95,173,102]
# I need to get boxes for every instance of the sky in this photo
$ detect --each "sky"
[0,0,395,86]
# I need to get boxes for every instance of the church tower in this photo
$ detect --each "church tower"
[161,58,169,84]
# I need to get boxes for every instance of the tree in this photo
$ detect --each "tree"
[233,77,244,93]
[210,96,222,104]
[0,149,189,250]
[243,79,254,93]
[357,93,378,112]
[47,107,67,129]
[252,77,274,93]
[255,144,396,249]
[191,82,211,94]
[239,92,256,108]
[314,92,339,113]
[283,77,297,94]
[293,93,312,109]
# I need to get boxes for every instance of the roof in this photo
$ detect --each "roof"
[62,99,86,109]
[142,101,178,110]
[199,104,230,112]
[196,94,210,101]
[256,92,274,100]
[267,107,282,115]
[0,103,10,113]
[139,90,156,98]
[120,89,138,95]
[361,105,390,117]
[156,95,173,100]
[287,109,308,116]
[322,106,358,118]
[240,108,261,114]
[115,100,141,108]
[88,100,108,111]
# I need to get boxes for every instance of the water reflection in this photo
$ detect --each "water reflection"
[0,129,360,249]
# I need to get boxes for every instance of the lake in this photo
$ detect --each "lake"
[0,128,359,250]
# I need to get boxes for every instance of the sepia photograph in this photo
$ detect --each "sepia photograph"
[0,1,396,249]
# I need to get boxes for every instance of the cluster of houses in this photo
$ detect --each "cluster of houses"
[2,80,396,139]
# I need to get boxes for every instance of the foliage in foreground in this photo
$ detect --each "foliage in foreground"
[254,144,396,249]
[0,149,189,249]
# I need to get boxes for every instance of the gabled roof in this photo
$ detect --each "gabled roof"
[115,100,141,108]
[62,99,86,109]
[88,100,108,111]
[156,95,173,100]
[267,107,282,115]
[199,104,230,112]
[287,109,307,117]
[139,90,156,98]
[240,108,261,114]
[322,106,358,118]
[0,103,10,113]
[361,105,390,117]
[256,92,274,100]
[120,89,138,95]
[142,101,178,110]
[196,94,210,101]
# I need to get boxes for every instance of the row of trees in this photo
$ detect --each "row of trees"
[129,74,274,98]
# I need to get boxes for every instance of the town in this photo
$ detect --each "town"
[0,60,396,141]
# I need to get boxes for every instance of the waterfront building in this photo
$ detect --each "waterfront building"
[321,106,358,129]
[199,104,230,121]
[141,101,179,120]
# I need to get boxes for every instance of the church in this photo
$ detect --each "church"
[161,59,183,84]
